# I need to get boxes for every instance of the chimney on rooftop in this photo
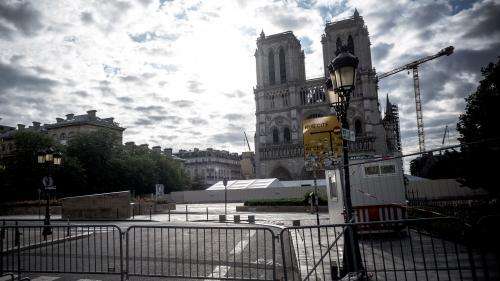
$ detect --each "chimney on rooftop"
[66,113,74,120]
[125,141,135,146]
[152,146,161,153]
[87,110,97,119]
[32,121,41,128]
[56,118,64,123]
[17,124,25,130]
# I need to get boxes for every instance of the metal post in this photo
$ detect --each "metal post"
[42,189,52,240]
[313,169,320,225]
[224,186,227,215]
[168,208,171,222]
[206,207,209,221]
[339,100,363,274]
[185,205,188,221]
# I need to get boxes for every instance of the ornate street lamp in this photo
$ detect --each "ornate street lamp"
[326,47,364,275]
[37,147,62,239]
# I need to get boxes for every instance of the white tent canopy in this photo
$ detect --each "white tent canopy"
[206,178,326,190]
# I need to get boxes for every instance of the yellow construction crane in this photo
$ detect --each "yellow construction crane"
[377,46,454,152]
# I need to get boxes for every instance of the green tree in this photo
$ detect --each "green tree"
[457,57,500,194]
[0,131,55,201]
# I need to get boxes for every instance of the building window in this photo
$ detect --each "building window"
[348,35,355,54]
[354,119,362,137]
[336,37,342,55]
[279,47,286,83]
[283,127,291,143]
[268,50,275,85]
[272,128,279,144]
[364,165,380,176]
[380,164,396,174]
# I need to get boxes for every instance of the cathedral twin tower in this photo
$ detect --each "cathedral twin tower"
[253,10,400,180]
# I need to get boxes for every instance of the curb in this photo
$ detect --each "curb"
[1,231,93,254]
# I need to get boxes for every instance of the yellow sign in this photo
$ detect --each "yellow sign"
[303,116,343,167]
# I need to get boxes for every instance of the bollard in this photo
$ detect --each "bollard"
[248,215,255,224]
[168,209,171,222]
[331,261,339,280]
[234,215,240,223]
[149,207,152,220]
[219,215,226,222]
[66,219,70,237]
[185,205,188,221]
[292,220,301,226]
[206,207,209,221]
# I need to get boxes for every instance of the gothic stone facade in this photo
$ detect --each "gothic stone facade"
[254,11,395,180]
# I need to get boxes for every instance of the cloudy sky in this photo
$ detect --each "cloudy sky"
[1,0,499,155]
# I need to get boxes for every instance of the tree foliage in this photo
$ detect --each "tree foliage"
[0,129,190,201]
[410,58,500,195]
[456,58,500,194]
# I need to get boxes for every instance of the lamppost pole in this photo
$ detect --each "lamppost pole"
[38,148,62,240]
[326,47,364,275]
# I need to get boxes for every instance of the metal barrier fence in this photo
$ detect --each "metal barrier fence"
[125,225,276,280]
[0,224,123,279]
[2,218,498,281]
[279,217,499,281]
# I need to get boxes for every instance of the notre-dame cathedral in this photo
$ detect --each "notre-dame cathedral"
[254,10,401,180]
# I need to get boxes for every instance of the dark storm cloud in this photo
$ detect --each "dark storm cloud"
[134,118,154,126]
[80,12,94,24]
[0,62,57,93]
[187,80,204,93]
[70,90,90,98]
[223,113,246,121]
[93,80,115,97]
[317,1,348,21]
[209,132,243,144]
[299,36,314,55]
[133,115,178,126]
[134,105,167,113]
[171,100,193,108]
[258,5,311,30]
[158,135,178,141]
[187,117,208,125]
[463,1,500,39]
[0,1,43,38]
[120,75,144,85]
[372,43,394,62]
[116,96,133,103]
[0,23,13,39]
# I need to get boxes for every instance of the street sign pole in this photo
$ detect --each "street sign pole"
[223,178,228,215]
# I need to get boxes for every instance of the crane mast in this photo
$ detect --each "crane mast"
[377,46,454,152]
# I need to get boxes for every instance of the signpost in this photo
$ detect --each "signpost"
[342,128,356,142]
[223,177,228,215]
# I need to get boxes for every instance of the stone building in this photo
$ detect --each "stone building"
[176,148,242,188]
[254,10,400,180]
[45,110,125,144]
[0,110,124,159]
